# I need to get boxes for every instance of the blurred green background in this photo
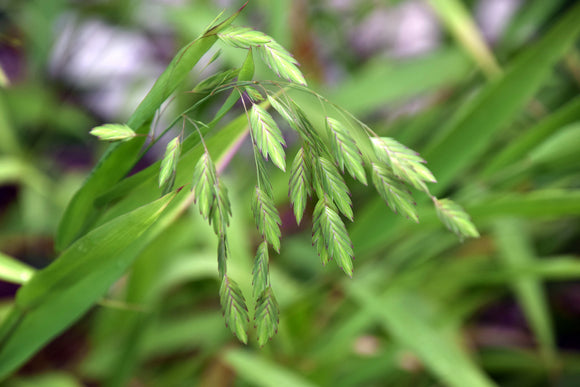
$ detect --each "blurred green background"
[1,0,580,386]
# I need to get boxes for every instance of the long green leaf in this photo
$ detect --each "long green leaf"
[493,219,556,364]
[423,2,580,194]
[0,194,175,379]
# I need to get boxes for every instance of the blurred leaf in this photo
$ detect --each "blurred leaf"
[424,2,580,194]
[528,122,580,167]
[494,219,556,364]
[223,349,318,387]
[0,194,175,379]
[433,197,479,240]
[348,284,496,387]
[327,49,471,116]
[0,252,35,285]
[428,0,501,78]
[483,96,580,176]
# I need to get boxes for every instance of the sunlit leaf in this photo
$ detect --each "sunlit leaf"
[89,124,136,142]
[217,26,271,48]
[257,41,307,85]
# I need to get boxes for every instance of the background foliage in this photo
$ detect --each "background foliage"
[1,0,580,386]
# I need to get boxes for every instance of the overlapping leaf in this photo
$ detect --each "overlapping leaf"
[372,137,436,192]
[159,136,181,194]
[219,275,249,344]
[313,157,353,221]
[217,26,271,48]
[371,163,418,222]
[192,151,217,220]
[257,41,307,85]
[254,287,279,347]
[250,104,286,172]
[312,196,354,277]
[289,147,311,225]
[252,187,282,252]
[252,241,270,297]
[209,177,231,235]
[326,117,367,184]
[433,197,479,240]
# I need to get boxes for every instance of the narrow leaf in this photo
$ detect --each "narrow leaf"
[159,136,181,194]
[250,104,286,171]
[433,197,479,240]
[326,117,367,184]
[289,147,311,225]
[312,196,354,277]
[314,157,353,221]
[220,275,249,344]
[252,187,282,252]
[371,163,418,222]
[89,124,136,142]
[254,287,279,347]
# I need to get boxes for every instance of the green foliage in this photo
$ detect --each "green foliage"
[2,1,580,386]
